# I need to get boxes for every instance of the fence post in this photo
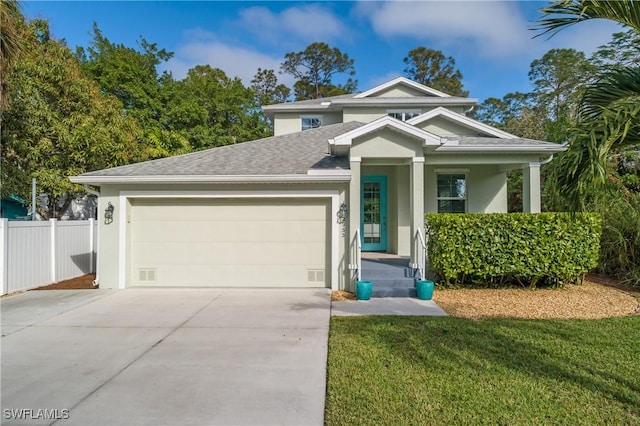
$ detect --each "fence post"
[50,218,57,283]
[0,219,8,295]
[89,218,95,274]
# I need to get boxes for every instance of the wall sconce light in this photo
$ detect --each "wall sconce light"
[104,202,115,224]
[336,203,348,224]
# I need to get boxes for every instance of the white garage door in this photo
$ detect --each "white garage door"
[129,198,329,287]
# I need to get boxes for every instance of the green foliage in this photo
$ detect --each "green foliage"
[250,68,290,105]
[596,192,640,285]
[280,42,357,100]
[163,65,270,150]
[426,213,601,287]
[1,19,143,219]
[403,46,468,96]
[0,0,24,108]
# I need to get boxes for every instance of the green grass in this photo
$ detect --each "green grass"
[325,316,640,425]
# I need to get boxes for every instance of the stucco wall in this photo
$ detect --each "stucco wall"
[272,112,342,136]
[424,165,507,213]
[416,116,482,136]
[351,128,424,158]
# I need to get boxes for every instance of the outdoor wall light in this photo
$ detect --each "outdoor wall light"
[336,203,348,224]
[104,202,115,224]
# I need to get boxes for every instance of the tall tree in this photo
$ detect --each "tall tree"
[280,42,357,100]
[251,68,290,106]
[590,29,640,70]
[403,47,468,96]
[76,23,173,125]
[1,19,143,219]
[0,0,24,109]
[163,65,270,149]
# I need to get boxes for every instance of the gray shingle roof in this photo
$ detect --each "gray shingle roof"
[79,122,365,177]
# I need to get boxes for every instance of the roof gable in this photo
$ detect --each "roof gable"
[407,107,516,139]
[329,116,441,151]
[353,77,451,99]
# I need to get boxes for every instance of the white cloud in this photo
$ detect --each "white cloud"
[236,4,349,46]
[163,36,294,86]
[357,1,530,57]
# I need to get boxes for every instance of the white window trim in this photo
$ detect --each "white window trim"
[300,115,323,131]
[436,173,467,213]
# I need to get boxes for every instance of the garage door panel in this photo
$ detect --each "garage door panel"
[133,242,326,266]
[130,198,329,288]
[133,220,325,244]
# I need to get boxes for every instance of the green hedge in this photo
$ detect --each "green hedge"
[426,213,601,287]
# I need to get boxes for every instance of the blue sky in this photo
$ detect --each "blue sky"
[22,1,621,102]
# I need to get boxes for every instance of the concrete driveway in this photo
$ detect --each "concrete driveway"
[1,288,331,426]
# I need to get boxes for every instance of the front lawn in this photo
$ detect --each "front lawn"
[326,316,640,425]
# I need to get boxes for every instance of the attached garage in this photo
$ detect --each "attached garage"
[129,198,330,288]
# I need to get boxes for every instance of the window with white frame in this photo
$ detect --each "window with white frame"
[437,174,467,213]
[301,116,322,131]
[387,110,421,121]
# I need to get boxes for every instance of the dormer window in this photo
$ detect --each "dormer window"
[387,110,421,121]
[301,116,322,131]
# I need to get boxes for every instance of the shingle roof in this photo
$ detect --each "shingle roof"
[79,122,365,178]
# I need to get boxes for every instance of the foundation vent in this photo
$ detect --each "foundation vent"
[307,270,325,283]
[138,268,156,282]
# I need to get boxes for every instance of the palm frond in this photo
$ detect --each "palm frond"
[533,0,640,39]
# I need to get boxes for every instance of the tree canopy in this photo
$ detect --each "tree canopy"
[403,47,468,97]
[1,19,143,219]
[280,42,357,100]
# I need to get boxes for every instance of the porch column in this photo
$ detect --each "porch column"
[410,157,425,263]
[522,162,541,213]
[349,157,361,247]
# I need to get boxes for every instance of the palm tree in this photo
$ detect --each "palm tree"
[533,0,640,211]
[534,0,640,37]
[0,0,25,109]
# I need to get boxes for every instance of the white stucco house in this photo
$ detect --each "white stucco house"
[71,77,566,291]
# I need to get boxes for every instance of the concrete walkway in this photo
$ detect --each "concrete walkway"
[331,298,448,316]
[1,288,331,426]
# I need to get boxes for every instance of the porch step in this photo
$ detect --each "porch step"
[360,257,418,298]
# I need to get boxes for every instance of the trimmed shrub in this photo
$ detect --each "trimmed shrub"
[426,213,601,287]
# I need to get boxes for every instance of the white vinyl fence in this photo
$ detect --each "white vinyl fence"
[0,219,97,295]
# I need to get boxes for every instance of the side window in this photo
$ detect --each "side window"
[301,116,322,131]
[437,174,466,213]
[387,110,421,121]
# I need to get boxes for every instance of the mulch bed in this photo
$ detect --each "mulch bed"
[33,274,97,290]
[332,274,640,320]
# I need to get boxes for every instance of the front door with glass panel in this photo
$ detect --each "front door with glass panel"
[361,176,388,251]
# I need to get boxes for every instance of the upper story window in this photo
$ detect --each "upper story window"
[437,174,467,213]
[387,110,421,121]
[301,116,322,131]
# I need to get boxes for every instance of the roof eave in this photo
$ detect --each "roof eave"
[70,173,352,185]
[434,145,567,154]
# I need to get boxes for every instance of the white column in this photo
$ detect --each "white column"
[349,158,361,291]
[522,162,541,213]
[411,157,425,264]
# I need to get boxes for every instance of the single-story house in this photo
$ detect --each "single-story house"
[71,77,566,291]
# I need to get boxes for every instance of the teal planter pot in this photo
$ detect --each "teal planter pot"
[356,281,373,301]
[415,280,434,300]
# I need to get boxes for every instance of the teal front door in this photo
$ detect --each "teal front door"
[361,175,388,251]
